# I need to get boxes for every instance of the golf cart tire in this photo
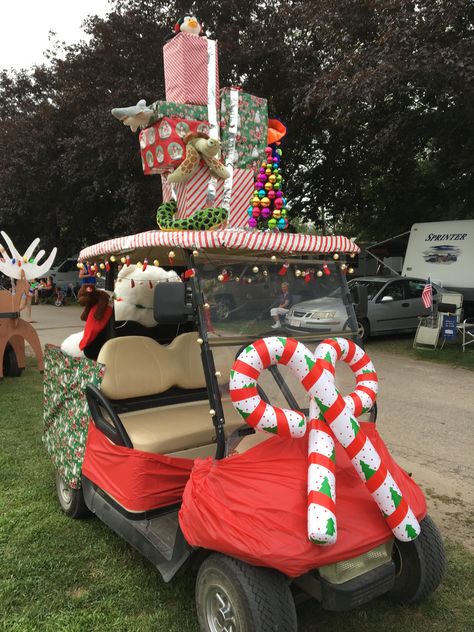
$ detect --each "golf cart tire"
[357,318,370,343]
[3,344,23,378]
[55,471,92,519]
[196,554,297,632]
[388,514,446,604]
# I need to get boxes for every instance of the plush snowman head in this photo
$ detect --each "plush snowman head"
[175,15,202,36]
[114,264,180,327]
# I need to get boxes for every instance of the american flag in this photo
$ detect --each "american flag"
[422,278,433,309]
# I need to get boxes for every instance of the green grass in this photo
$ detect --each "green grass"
[366,334,474,370]
[1,364,473,631]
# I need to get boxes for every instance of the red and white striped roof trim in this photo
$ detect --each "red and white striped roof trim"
[78,229,360,260]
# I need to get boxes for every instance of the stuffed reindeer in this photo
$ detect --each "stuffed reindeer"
[77,286,110,322]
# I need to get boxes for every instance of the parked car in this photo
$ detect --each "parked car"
[285,276,445,341]
[46,257,105,292]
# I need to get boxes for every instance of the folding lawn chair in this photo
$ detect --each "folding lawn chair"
[413,296,462,350]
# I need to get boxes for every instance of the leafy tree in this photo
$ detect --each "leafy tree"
[0,0,472,258]
[290,0,474,238]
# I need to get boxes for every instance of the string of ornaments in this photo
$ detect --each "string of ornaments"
[217,254,356,282]
[247,119,288,231]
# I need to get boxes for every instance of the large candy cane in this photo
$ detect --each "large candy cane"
[307,338,379,543]
[229,337,420,544]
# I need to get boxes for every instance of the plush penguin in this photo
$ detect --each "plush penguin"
[165,15,202,40]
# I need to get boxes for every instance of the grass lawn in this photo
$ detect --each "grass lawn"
[366,334,474,371]
[1,364,473,631]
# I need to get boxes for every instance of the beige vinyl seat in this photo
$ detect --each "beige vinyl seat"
[97,333,245,457]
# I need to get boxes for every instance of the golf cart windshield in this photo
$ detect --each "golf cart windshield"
[194,252,359,412]
[194,253,357,344]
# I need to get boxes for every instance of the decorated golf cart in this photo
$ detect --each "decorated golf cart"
[43,15,445,632]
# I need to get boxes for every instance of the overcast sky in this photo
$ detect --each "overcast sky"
[0,0,111,71]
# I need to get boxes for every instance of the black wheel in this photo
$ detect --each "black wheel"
[357,318,370,343]
[388,514,446,604]
[3,344,23,377]
[55,471,92,519]
[196,554,297,632]
[215,297,234,321]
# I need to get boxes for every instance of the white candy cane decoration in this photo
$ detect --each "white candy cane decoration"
[229,336,420,544]
[307,338,379,543]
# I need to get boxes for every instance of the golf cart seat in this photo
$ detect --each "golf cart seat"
[95,333,244,456]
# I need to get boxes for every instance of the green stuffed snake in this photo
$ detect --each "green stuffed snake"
[156,200,228,231]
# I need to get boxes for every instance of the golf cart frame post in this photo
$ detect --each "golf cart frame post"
[187,250,228,460]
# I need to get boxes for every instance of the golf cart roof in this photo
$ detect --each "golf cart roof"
[79,229,360,263]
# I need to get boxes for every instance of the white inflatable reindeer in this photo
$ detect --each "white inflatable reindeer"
[0,232,57,378]
[0,231,57,281]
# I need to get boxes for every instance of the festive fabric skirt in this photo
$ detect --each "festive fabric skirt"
[179,423,427,577]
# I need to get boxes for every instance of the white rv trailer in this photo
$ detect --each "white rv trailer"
[402,220,474,301]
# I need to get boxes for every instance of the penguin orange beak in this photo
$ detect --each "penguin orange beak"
[188,18,198,28]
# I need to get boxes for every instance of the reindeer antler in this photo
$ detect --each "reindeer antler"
[0,231,57,280]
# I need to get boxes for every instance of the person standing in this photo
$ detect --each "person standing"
[19,279,39,322]
[271,282,293,328]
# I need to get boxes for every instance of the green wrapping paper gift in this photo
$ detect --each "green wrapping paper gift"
[219,87,268,173]
[43,345,105,488]
[147,100,209,127]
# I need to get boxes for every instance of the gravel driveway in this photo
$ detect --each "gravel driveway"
[353,346,474,549]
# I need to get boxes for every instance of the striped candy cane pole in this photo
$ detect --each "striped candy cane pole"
[307,398,337,544]
[230,340,338,544]
[306,338,420,542]
[313,337,378,416]
[230,338,307,438]
[307,338,378,544]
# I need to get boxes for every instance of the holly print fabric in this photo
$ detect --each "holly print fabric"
[148,99,208,126]
[43,345,104,488]
[219,88,268,173]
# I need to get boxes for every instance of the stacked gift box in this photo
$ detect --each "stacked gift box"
[135,30,269,227]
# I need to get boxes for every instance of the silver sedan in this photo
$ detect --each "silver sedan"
[285,276,444,341]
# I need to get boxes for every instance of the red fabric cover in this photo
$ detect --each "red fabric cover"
[79,304,113,351]
[179,423,427,577]
[139,117,210,175]
[82,421,194,511]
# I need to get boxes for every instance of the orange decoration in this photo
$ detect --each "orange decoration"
[267,119,287,145]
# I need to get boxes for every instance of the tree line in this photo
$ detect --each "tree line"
[0,0,472,257]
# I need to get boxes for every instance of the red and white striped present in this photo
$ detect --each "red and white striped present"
[161,163,254,228]
[163,33,219,107]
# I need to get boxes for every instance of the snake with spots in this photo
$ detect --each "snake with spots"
[156,200,228,231]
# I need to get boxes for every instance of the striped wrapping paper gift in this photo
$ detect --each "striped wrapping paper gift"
[163,33,219,107]
[161,163,254,228]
